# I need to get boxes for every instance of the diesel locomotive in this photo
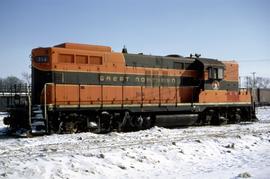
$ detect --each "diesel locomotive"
[4,43,256,135]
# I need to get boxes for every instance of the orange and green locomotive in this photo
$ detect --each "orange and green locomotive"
[5,43,256,135]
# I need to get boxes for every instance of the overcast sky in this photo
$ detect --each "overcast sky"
[0,0,269,78]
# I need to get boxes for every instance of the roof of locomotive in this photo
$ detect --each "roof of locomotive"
[196,58,225,68]
[123,53,195,69]
[123,53,226,70]
[32,43,112,53]
[54,43,112,52]
[32,43,226,70]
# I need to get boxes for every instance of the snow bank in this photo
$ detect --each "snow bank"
[257,106,270,122]
[0,107,269,179]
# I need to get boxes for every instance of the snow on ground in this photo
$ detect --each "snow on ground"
[0,107,270,179]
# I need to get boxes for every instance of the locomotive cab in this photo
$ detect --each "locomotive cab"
[193,58,225,91]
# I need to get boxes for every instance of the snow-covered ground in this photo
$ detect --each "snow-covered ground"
[0,107,270,179]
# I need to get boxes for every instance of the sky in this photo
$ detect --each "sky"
[0,0,269,78]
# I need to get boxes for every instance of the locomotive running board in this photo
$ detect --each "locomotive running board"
[48,102,252,109]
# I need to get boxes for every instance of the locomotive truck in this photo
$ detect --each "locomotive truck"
[4,43,256,136]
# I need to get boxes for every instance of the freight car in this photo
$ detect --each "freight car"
[256,88,270,106]
[4,43,256,136]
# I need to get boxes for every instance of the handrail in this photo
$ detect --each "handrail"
[44,83,48,133]
[27,85,31,129]
[43,83,54,133]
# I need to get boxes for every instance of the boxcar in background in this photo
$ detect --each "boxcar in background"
[256,88,270,106]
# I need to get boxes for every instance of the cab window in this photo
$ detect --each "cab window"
[217,68,224,79]
[208,67,224,80]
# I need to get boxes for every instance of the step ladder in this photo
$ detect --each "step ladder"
[31,105,46,135]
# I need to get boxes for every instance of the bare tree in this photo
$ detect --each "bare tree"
[1,76,24,87]
[241,76,270,89]
[256,77,270,88]
[21,72,31,85]
[243,76,252,88]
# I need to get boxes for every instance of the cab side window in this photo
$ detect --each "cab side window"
[208,67,224,80]
[217,68,224,79]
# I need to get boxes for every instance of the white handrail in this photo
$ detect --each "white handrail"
[43,83,54,133]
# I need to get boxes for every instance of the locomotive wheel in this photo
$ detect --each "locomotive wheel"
[117,113,154,132]
[211,112,228,125]
[132,116,144,130]
[234,114,241,123]
[228,113,241,124]
[202,109,214,125]
[142,116,153,129]
[204,115,212,125]
[65,121,78,134]
[59,121,78,134]
[129,115,154,131]
[218,116,228,125]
